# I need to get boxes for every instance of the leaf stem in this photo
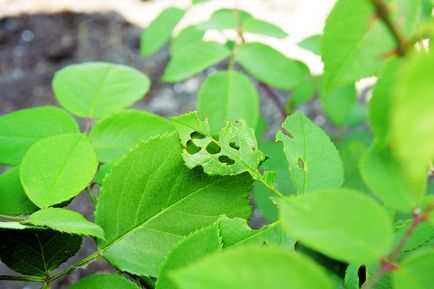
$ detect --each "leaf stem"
[0,274,44,282]
[370,0,408,56]
[48,251,100,282]
[86,184,97,206]
[0,214,26,222]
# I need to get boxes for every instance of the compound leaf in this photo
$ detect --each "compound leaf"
[280,188,393,264]
[171,112,265,177]
[89,110,174,163]
[20,134,98,208]
[172,246,333,289]
[53,62,150,119]
[162,41,230,83]
[0,229,81,276]
[140,7,185,57]
[0,106,79,165]
[276,112,344,194]
[197,71,260,134]
[24,208,104,239]
[95,134,252,277]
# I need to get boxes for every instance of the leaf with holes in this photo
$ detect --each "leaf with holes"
[95,134,252,277]
[20,134,98,208]
[24,208,104,239]
[276,112,344,194]
[0,106,79,165]
[89,110,174,163]
[0,228,82,276]
[171,112,265,178]
[53,62,151,119]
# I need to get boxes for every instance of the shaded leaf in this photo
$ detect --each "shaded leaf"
[320,84,357,126]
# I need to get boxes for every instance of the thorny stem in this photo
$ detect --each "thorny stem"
[371,0,408,56]
[361,204,434,289]
[48,251,100,282]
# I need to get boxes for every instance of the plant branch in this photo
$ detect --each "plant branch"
[257,82,287,120]
[0,214,26,222]
[49,251,100,282]
[0,274,44,282]
[371,0,408,56]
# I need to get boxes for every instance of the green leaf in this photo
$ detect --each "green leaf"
[94,162,113,186]
[162,41,230,83]
[0,221,29,230]
[95,134,252,276]
[0,167,38,215]
[0,229,81,276]
[320,84,357,126]
[291,76,318,106]
[276,112,344,194]
[243,18,287,38]
[89,110,174,163]
[322,0,421,90]
[394,220,434,253]
[237,42,305,90]
[157,218,291,289]
[171,25,205,54]
[20,134,98,208]
[198,9,252,30]
[140,7,185,57]
[392,249,434,289]
[298,34,321,55]
[24,208,104,239]
[172,246,333,289]
[171,112,265,178]
[360,145,419,212]
[391,52,434,188]
[69,274,141,289]
[369,58,401,147]
[280,188,393,264]
[0,106,79,165]
[344,264,360,289]
[197,71,260,134]
[53,62,151,119]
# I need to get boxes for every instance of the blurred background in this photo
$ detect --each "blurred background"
[0,0,336,288]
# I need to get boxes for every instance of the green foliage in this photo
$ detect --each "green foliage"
[171,25,205,54]
[280,188,393,264]
[198,70,259,134]
[243,18,288,38]
[0,106,79,165]
[53,62,150,118]
[172,246,333,289]
[320,84,357,125]
[276,112,344,194]
[140,7,185,57]
[0,229,81,276]
[20,134,98,208]
[298,34,322,55]
[392,249,434,289]
[70,274,141,289]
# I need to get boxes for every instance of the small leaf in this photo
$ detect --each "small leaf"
[276,112,344,194]
[198,71,260,133]
[69,274,141,289]
[280,188,393,264]
[162,41,230,83]
[298,34,321,55]
[171,112,265,177]
[0,167,38,215]
[344,264,361,289]
[89,110,174,163]
[198,9,252,30]
[172,246,333,289]
[20,134,98,208]
[391,52,434,189]
[95,134,252,276]
[392,249,434,289]
[140,7,185,57]
[0,106,79,165]
[237,42,306,90]
[243,18,287,38]
[360,145,419,212]
[320,84,357,126]
[24,208,104,239]
[0,229,81,276]
[53,62,150,119]
[171,25,205,54]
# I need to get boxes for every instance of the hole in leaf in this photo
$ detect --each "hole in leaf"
[190,131,205,139]
[218,155,235,165]
[229,141,240,151]
[297,157,305,170]
[206,142,221,154]
[358,266,367,287]
[186,140,201,154]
